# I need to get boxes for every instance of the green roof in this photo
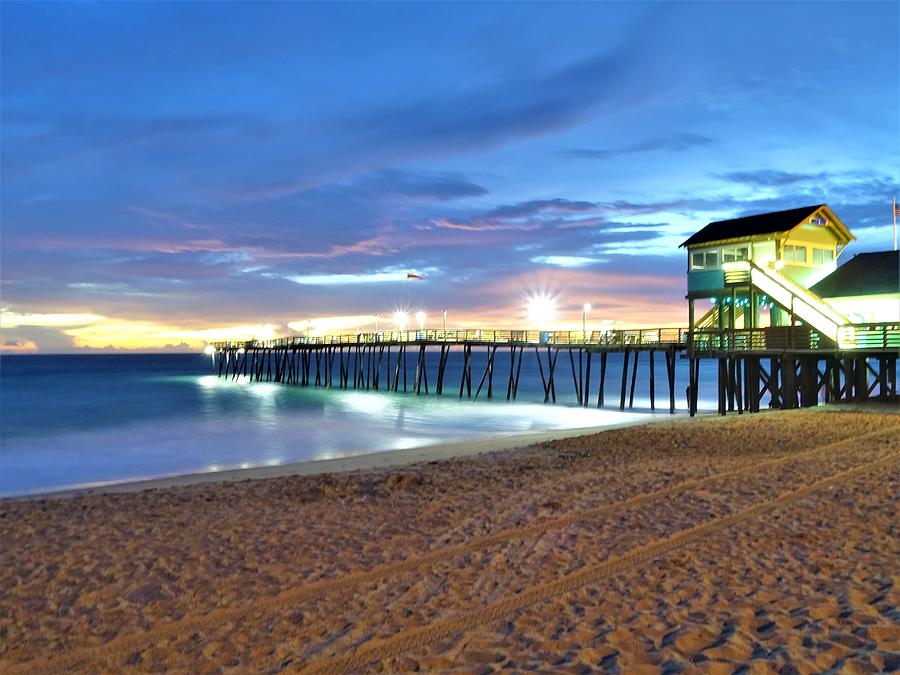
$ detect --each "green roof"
[810,250,899,298]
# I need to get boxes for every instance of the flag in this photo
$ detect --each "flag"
[893,198,900,217]
[407,273,423,280]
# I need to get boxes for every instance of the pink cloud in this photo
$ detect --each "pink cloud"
[428,218,542,232]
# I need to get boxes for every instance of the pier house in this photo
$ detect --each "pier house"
[682,205,856,346]
[680,204,897,415]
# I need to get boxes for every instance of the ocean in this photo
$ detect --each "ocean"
[0,352,721,497]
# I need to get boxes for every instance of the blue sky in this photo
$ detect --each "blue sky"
[1,1,898,351]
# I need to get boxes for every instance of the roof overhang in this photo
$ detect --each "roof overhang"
[681,233,785,249]
[681,204,856,249]
[792,204,855,245]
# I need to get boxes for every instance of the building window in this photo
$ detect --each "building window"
[722,246,749,263]
[784,244,807,263]
[812,248,834,264]
[691,249,722,270]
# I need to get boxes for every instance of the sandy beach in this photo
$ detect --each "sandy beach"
[1,407,898,673]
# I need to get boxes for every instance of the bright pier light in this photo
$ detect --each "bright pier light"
[203,345,216,355]
[583,303,592,313]
[526,292,557,329]
[415,311,426,329]
[256,323,276,341]
[393,310,409,330]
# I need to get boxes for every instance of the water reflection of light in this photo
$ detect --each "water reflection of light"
[197,375,222,389]
[340,392,395,416]
[245,384,279,428]
[391,436,441,450]
[248,383,280,397]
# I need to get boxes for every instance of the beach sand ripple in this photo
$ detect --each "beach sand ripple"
[1,408,898,673]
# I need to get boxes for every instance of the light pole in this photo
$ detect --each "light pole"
[415,311,426,331]
[582,303,591,336]
[375,313,379,332]
[442,309,447,332]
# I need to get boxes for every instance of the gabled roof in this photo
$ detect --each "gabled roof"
[809,250,900,298]
[681,204,852,247]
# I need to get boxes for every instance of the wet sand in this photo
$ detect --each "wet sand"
[1,408,898,673]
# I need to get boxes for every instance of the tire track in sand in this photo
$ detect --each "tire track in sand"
[300,449,900,674]
[7,425,898,674]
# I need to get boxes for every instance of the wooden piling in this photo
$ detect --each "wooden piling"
[619,349,630,410]
[598,351,607,408]
[628,349,639,409]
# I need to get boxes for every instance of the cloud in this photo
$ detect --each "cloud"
[354,170,489,201]
[717,169,828,187]
[282,267,436,286]
[1,338,39,353]
[424,198,605,233]
[529,255,605,268]
[286,314,379,335]
[232,7,669,201]
[263,235,399,259]
[428,218,541,233]
[0,307,296,351]
[487,199,599,219]
[565,132,717,160]
[0,310,106,328]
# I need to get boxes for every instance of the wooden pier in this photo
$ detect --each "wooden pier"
[211,323,899,415]
[686,323,899,415]
[212,328,688,413]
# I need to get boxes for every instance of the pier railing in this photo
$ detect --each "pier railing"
[212,327,690,351]
[690,322,899,353]
[836,322,900,350]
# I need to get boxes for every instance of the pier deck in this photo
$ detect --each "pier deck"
[210,323,898,416]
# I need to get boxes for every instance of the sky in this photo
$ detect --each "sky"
[1,1,898,352]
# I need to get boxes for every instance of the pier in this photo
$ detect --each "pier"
[210,322,898,415]
[211,205,899,416]
[211,328,688,413]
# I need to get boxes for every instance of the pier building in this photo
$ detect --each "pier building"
[683,205,856,347]
[682,204,897,414]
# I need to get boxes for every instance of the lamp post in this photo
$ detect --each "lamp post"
[374,313,379,332]
[582,303,591,336]
[442,309,447,332]
[415,311,426,331]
